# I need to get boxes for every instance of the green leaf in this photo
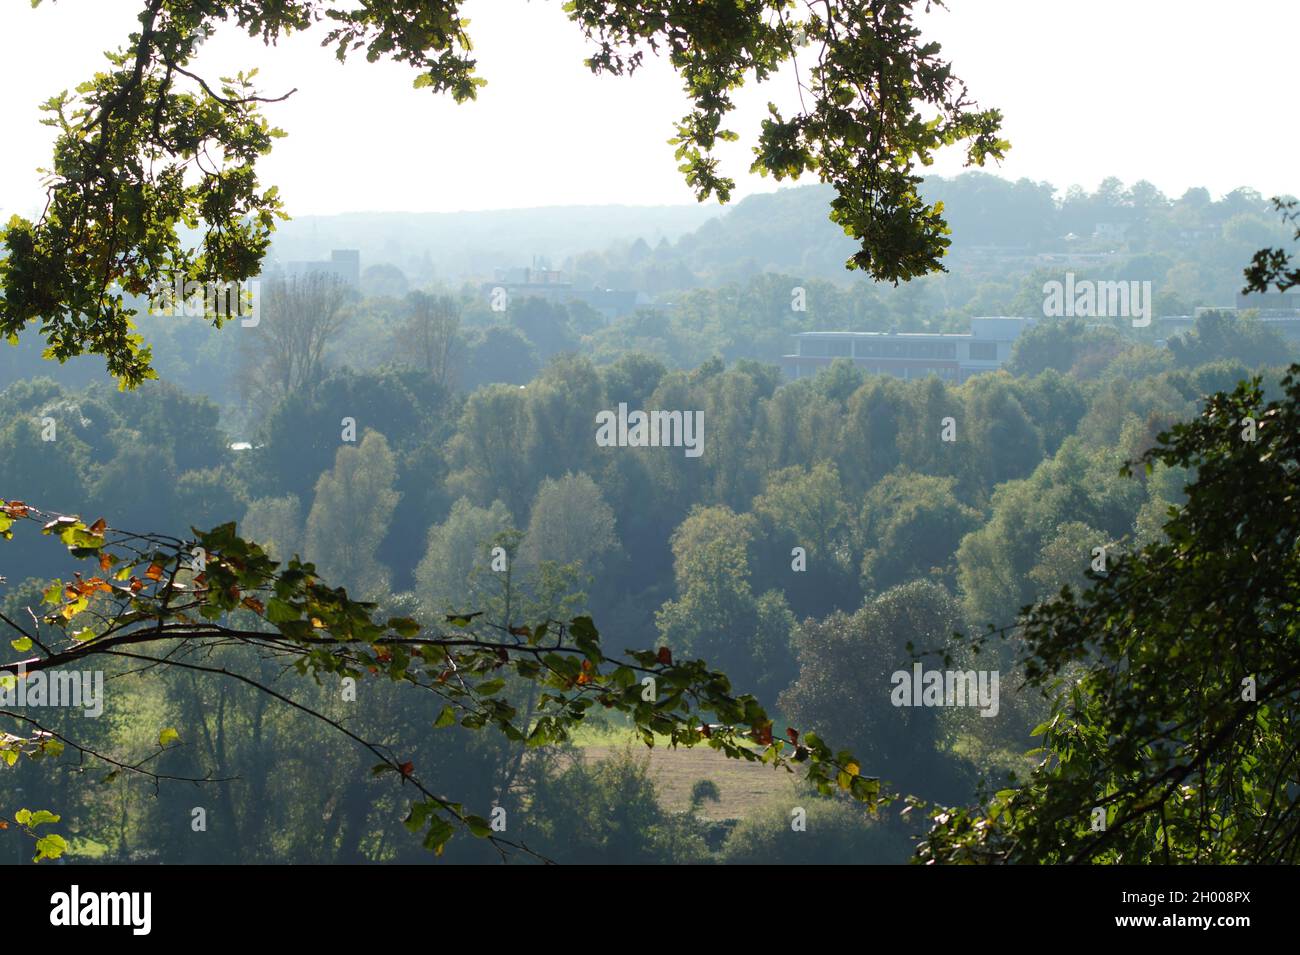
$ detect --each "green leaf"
[34,832,68,862]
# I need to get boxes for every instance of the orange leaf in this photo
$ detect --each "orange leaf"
[98,553,113,571]
[399,761,414,777]
[88,518,107,535]
[129,578,144,593]
[144,563,164,581]
[241,597,265,614]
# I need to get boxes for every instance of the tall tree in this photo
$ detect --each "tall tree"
[303,431,400,599]
[400,291,460,388]
[238,273,350,409]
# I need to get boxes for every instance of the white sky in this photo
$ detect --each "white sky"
[0,0,1295,218]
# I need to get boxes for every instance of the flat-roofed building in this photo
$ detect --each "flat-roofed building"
[782,316,1035,382]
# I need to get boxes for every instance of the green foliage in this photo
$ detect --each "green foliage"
[0,498,879,860]
[919,365,1300,863]
[520,746,709,864]
[1167,310,1290,370]
[719,797,911,865]
[1243,197,1300,294]
[858,471,982,594]
[689,778,721,810]
[656,505,797,704]
[303,431,400,599]
[780,581,968,800]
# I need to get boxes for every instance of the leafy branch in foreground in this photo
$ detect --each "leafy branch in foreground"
[1243,197,1300,295]
[0,502,881,861]
[3,0,1005,386]
[914,365,1300,864]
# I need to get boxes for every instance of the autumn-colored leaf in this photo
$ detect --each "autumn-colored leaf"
[144,563,164,581]
[787,727,799,744]
[129,578,143,593]
[374,645,393,663]
[656,646,672,666]
[98,552,113,572]
[241,596,265,614]
[88,518,107,535]
[399,761,414,777]
[2,502,29,518]
[753,722,774,746]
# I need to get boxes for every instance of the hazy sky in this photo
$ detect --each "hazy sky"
[1,0,1295,218]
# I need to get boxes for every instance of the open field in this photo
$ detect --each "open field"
[571,740,798,820]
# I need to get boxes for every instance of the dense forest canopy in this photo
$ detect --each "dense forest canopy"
[0,0,1297,868]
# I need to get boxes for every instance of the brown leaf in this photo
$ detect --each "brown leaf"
[88,518,107,535]
[656,646,672,666]
[241,597,265,614]
[399,761,414,777]
[786,727,799,744]
[144,563,164,581]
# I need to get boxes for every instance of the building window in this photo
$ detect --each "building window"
[969,342,998,361]
[802,339,850,357]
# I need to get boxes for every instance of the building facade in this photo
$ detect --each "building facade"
[782,316,1036,382]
